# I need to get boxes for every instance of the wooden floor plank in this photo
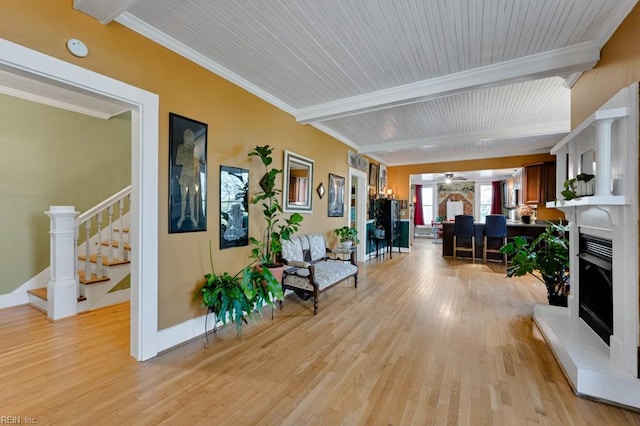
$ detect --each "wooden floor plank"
[1,239,639,424]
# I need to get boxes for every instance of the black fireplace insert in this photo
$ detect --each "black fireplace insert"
[578,234,613,345]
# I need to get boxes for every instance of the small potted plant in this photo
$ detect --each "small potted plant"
[561,173,595,201]
[248,145,303,281]
[518,204,535,224]
[499,222,570,306]
[335,225,360,249]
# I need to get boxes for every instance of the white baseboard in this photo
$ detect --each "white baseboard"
[0,268,50,310]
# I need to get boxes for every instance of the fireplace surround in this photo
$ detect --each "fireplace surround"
[537,82,640,409]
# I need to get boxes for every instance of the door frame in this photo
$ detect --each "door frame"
[0,38,159,361]
[348,167,368,262]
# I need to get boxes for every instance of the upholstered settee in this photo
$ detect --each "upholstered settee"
[280,233,358,314]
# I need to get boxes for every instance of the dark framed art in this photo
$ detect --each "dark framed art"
[169,113,207,233]
[220,165,249,249]
[328,173,345,217]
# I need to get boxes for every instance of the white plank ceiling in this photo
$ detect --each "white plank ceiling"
[75,0,638,166]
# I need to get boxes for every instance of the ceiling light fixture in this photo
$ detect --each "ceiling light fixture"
[445,173,453,184]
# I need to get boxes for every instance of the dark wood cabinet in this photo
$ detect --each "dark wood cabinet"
[523,162,556,204]
[378,199,400,256]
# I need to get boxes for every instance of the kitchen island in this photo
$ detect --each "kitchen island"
[442,221,552,260]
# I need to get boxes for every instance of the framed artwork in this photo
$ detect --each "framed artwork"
[328,173,345,217]
[220,165,249,249]
[369,163,378,186]
[168,113,207,233]
[379,163,387,196]
[348,150,369,172]
[317,182,325,199]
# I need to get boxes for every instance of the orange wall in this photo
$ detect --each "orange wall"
[0,1,354,329]
[572,5,640,125]
[387,153,563,221]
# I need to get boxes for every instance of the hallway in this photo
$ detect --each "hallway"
[1,239,639,424]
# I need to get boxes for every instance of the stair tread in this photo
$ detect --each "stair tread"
[78,254,130,266]
[27,287,48,301]
[78,270,111,285]
[101,241,131,250]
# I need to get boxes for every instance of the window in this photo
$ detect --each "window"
[479,183,492,222]
[421,186,434,224]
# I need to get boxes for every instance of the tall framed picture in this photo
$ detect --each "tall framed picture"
[168,113,207,233]
[328,173,345,217]
[220,166,249,249]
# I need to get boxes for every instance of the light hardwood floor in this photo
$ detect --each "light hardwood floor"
[2,239,639,425]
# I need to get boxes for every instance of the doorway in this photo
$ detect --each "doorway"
[0,38,159,361]
[349,167,368,262]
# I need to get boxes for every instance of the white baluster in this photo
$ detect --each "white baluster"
[95,212,103,278]
[84,219,91,280]
[126,194,131,261]
[118,198,125,261]
[107,205,114,263]
[74,225,80,299]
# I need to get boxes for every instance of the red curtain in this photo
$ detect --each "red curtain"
[414,185,425,225]
[490,181,502,214]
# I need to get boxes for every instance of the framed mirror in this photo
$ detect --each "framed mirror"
[283,150,314,213]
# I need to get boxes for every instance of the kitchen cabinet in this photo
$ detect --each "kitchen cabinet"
[523,162,556,204]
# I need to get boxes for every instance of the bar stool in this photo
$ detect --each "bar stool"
[453,215,475,262]
[483,214,507,264]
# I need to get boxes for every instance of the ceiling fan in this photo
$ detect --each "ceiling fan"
[444,173,467,183]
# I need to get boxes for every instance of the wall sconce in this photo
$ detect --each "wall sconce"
[386,188,394,199]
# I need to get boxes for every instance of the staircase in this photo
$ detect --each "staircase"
[27,187,132,316]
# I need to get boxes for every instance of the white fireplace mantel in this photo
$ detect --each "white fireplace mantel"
[537,82,640,410]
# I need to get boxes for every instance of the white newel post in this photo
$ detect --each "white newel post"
[46,206,79,320]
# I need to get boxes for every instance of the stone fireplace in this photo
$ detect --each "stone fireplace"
[536,82,640,409]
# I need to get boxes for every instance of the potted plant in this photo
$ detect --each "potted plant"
[335,225,360,249]
[248,145,303,280]
[499,222,570,306]
[196,242,283,338]
[561,173,595,201]
[518,204,535,224]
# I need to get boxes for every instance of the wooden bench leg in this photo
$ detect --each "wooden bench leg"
[313,296,318,315]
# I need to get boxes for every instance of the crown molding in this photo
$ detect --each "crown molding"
[116,12,297,117]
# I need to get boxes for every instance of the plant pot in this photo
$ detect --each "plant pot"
[547,294,568,307]
[261,263,286,283]
[520,215,531,224]
[373,228,385,238]
[340,241,353,249]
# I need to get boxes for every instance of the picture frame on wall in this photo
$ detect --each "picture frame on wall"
[369,163,378,187]
[328,173,345,217]
[220,165,249,249]
[168,113,207,233]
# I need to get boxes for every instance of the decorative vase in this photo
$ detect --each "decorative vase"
[520,215,531,224]
[373,228,385,238]
[340,241,353,249]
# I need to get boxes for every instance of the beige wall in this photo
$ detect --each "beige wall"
[387,153,563,221]
[0,93,130,295]
[0,1,354,329]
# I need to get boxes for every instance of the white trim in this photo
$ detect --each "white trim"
[73,0,141,25]
[296,42,599,123]
[348,167,368,263]
[0,37,159,361]
[358,122,569,155]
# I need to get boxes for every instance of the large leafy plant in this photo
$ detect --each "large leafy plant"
[248,145,303,267]
[196,242,284,337]
[499,222,570,298]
